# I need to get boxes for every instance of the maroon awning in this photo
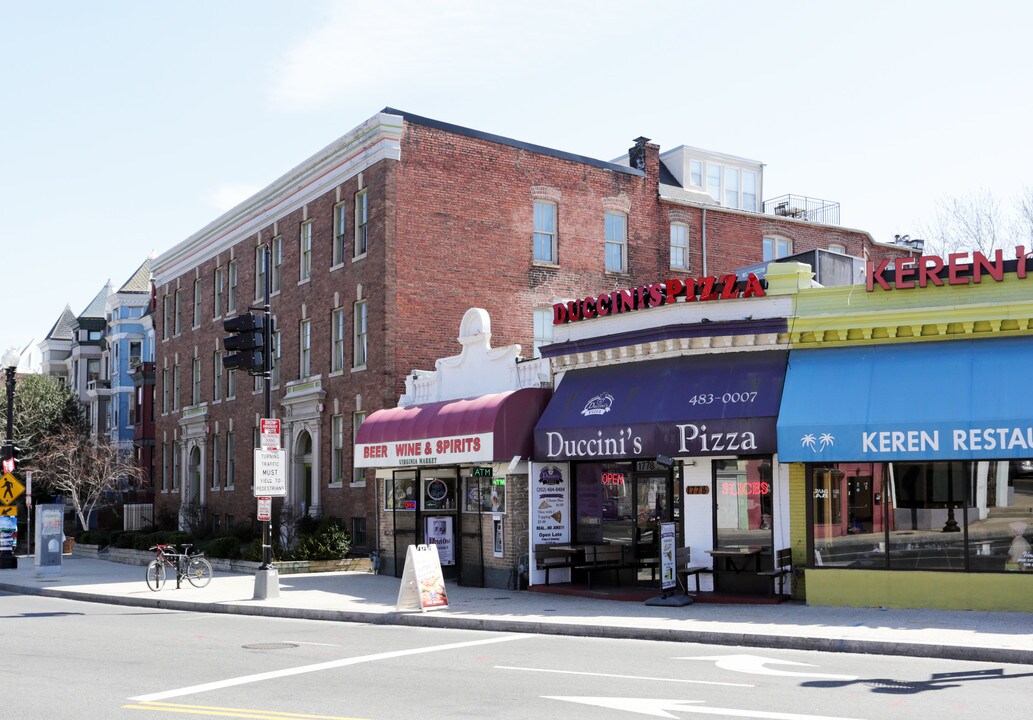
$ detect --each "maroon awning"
[354,388,551,468]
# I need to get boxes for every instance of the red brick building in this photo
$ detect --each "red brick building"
[151,108,909,552]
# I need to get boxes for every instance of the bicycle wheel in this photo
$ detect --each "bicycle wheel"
[186,557,213,588]
[145,560,166,591]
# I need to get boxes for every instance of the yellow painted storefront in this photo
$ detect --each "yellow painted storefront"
[770,257,1033,610]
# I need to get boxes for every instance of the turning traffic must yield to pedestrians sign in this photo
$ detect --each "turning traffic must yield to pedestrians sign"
[253,449,286,497]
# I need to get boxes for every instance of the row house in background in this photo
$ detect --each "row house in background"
[38,258,158,509]
[102,257,156,453]
[150,107,907,556]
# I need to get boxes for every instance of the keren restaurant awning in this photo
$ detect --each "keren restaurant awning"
[777,337,1033,462]
[355,388,551,468]
[533,351,787,461]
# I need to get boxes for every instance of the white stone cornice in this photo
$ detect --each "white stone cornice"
[154,112,404,285]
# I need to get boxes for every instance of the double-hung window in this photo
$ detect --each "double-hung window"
[299,319,311,378]
[353,300,367,368]
[724,167,740,209]
[333,202,347,266]
[707,164,721,202]
[213,350,223,400]
[604,211,627,273]
[174,290,182,336]
[225,432,234,488]
[172,364,180,411]
[299,222,312,281]
[689,159,703,187]
[533,201,557,263]
[193,279,202,328]
[743,171,758,212]
[354,190,368,257]
[213,267,224,317]
[163,295,172,339]
[331,415,345,484]
[332,308,346,372]
[191,357,201,406]
[271,236,282,293]
[255,246,267,300]
[670,222,689,269]
[227,261,237,313]
[211,437,220,490]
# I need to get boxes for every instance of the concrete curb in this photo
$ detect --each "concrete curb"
[4,580,1031,666]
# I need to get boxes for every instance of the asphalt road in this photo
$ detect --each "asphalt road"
[5,591,1032,720]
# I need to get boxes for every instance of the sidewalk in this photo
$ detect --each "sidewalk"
[1,555,1031,665]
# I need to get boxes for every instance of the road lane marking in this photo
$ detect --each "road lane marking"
[129,635,526,703]
[546,696,868,719]
[122,702,368,719]
[675,654,858,680]
[496,665,753,687]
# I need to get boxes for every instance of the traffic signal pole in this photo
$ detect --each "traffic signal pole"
[253,246,279,599]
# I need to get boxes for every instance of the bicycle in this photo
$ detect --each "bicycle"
[145,543,214,591]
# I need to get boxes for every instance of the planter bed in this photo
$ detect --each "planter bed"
[72,544,371,574]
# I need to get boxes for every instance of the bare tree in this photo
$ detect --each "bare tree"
[919,189,1005,257]
[33,427,143,530]
[1013,187,1033,248]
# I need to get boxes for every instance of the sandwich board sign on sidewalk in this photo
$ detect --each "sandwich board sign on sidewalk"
[395,544,449,612]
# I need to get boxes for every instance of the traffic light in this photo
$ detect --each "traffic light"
[222,313,266,374]
[1,444,17,475]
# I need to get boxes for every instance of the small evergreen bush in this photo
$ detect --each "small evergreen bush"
[205,536,242,559]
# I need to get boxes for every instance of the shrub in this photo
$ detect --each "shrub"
[76,530,111,546]
[289,520,351,561]
[114,531,139,549]
[205,536,242,560]
[232,522,256,543]
[242,538,281,563]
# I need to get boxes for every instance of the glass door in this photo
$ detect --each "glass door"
[633,473,670,583]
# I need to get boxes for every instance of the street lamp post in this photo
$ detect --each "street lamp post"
[0,348,19,569]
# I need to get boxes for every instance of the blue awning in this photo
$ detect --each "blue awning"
[777,337,1033,462]
[534,351,787,461]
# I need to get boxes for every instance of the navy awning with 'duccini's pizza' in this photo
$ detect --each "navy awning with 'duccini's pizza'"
[533,351,788,462]
[777,337,1033,463]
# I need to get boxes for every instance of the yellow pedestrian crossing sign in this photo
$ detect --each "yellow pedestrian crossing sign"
[0,473,24,505]
[0,505,15,517]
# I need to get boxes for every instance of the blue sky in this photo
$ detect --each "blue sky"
[3,1,1031,357]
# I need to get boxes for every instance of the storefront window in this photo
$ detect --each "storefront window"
[463,468,506,514]
[811,463,886,568]
[576,462,632,544]
[809,460,1033,573]
[714,458,774,550]
[421,470,457,511]
[887,461,970,571]
[384,472,417,511]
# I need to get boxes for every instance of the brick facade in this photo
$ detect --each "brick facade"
[152,108,884,557]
